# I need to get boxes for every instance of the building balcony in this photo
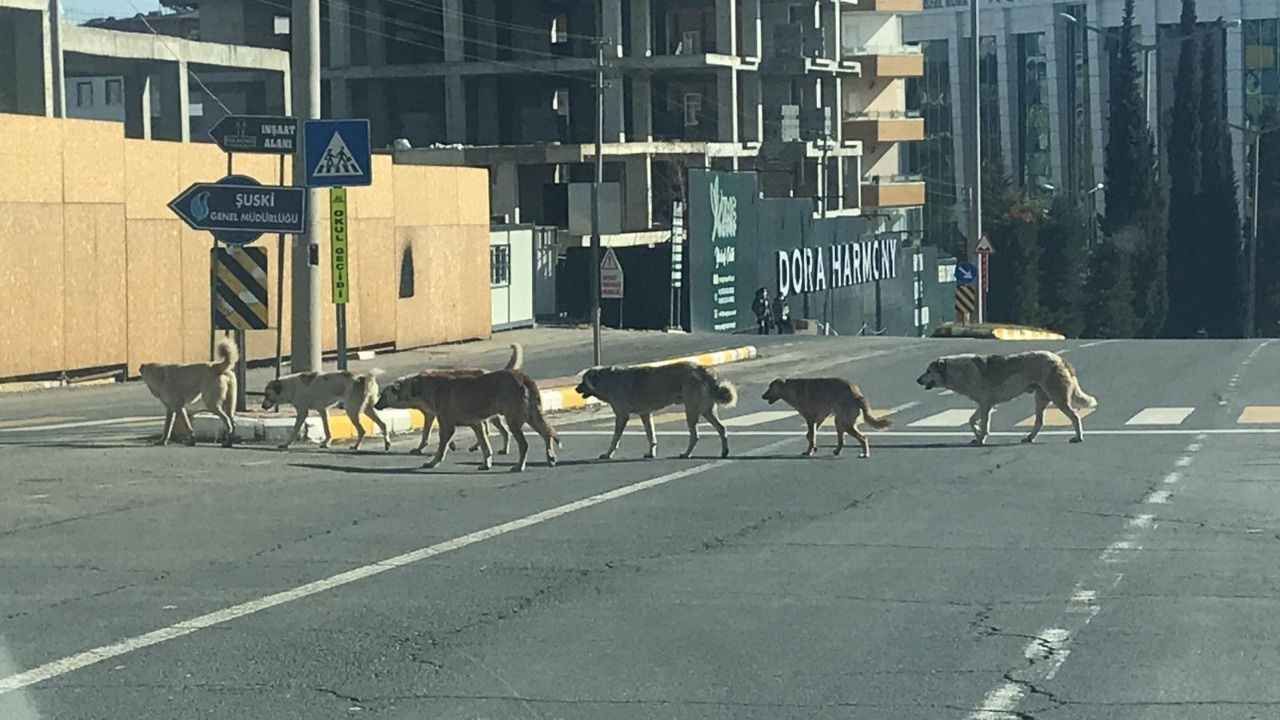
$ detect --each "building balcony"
[842,112,925,144]
[861,175,925,208]
[841,0,924,13]
[851,48,924,78]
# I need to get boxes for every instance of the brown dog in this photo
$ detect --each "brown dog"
[575,362,737,459]
[378,369,558,472]
[761,378,892,458]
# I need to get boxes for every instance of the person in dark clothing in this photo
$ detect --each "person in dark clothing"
[752,288,772,335]
[772,292,792,334]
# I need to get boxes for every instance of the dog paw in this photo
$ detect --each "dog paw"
[598,452,615,460]
[479,462,493,471]
[720,449,730,459]
[276,444,291,451]
[643,452,656,460]
[547,458,558,467]
[1069,436,1084,444]
[679,452,692,459]
[510,465,525,473]
[409,447,424,456]
[1021,436,1036,444]
[969,438,986,447]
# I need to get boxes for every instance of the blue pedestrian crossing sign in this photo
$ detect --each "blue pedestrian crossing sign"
[303,119,372,188]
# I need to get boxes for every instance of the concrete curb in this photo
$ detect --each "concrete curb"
[193,344,759,444]
[0,377,118,394]
[990,327,1066,341]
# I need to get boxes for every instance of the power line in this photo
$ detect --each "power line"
[127,0,232,115]
[388,0,600,43]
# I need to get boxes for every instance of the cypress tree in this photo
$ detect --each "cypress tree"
[1166,0,1202,337]
[1039,195,1087,337]
[1085,230,1138,338]
[1104,0,1155,232]
[987,199,1041,326]
[1197,25,1244,337]
[1253,108,1280,335]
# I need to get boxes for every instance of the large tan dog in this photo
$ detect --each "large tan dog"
[380,369,558,471]
[915,351,1098,445]
[139,336,238,447]
[761,378,892,458]
[377,344,522,455]
[575,362,737,460]
[262,370,390,451]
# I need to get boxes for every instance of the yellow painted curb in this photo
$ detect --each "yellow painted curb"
[991,327,1066,341]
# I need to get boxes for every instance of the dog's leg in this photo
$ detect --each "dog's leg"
[640,413,658,459]
[833,416,845,457]
[345,404,367,452]
[492,416,511,454]
[703,406,730,459]
[280,408,308,449]
[803,419,817,456]
[524,412,558,467]
[178,408,198,446]
[509,420,529,472]
[601,412,629,460]
[157,409,177,446]
[1024,390,1050,444]
[680,405,700,459]
[1051,389,1086,443]
[847,419,871,459]
[364,403,392,452]
[413,411,435,455]
[472,423,494,470]
[466,419,493,453]
[968,407,989,446]
[318,410,335,449]
[424,422,456,468]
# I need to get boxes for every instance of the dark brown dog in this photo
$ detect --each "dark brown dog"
[761,378,892,458]
[380,369,558,472]
[575,362,737,459]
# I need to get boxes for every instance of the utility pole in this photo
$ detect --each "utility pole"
[590,15,606,367]
[290,0,323,373]
[969,0,983,323]
[48,0,66,117]
[1231,121,1278,338]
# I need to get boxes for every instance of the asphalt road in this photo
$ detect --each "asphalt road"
[2,334,1280,719]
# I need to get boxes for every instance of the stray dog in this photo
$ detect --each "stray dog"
[915,351,1098,445]
[377,344,522,455]
[262,370,391,451]
[575,362,737,460]
[377,369,559,471]
[761,378,892,458]
[139,336,238,447]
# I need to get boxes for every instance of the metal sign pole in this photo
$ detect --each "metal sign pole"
[275,153,286,379]
[331,187,350,371]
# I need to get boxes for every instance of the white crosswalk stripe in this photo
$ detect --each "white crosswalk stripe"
[908,408,974,427]
[720,410,797,427]
[1126,407,1195,426]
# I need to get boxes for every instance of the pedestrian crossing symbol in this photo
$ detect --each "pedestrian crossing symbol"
[303,119,372,188]
[312,132,364,178]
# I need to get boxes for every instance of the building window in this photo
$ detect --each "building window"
[76,81,93,108]
[490,244,511,287]
[683,92,703,126]
[1245,18,1280,126]
[1017,32,1052,191]
[274,15,290,35]
[551,14,568,44]
[906,39,960,255]
[105,79,122,106]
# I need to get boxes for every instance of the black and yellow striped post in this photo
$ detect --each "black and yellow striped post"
[213,247,270,331]
[955,284,978,324]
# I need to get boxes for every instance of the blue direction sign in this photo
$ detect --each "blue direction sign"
[954,261,978,286]
[168,174,307,245]
[304,119,372,188]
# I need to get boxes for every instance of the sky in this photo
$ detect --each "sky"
[62,0,163,22]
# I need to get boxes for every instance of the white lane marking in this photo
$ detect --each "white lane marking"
[0,437,798,695]
[1077,339,1120,349]
[885,401,921,415]
[970,682,1026,720]
[1023,628,1070,661]
[1145,490,1172,504]
[1174,455,1193,467]
[1101,540,1140,563]
[907,408,974,427]
[557,428,1280,437]
[1068,589,1097,612]
[0,417,160,433]
[1196,432,1208,440]
[1163,472,1181,485]
[1127,513,1156,529]
[720,410,797,427]
[937,389,954,396]
[1125,407,1196,426]
[1186,442,1202,453]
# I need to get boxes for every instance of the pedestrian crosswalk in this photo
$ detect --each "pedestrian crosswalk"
[581,402,1280,431]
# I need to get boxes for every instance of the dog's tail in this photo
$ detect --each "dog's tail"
[504,343,524,371]
[696,366,737,408]
[1071,381,1099,409]
[212,336,239,375]
[855,393,893,430]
